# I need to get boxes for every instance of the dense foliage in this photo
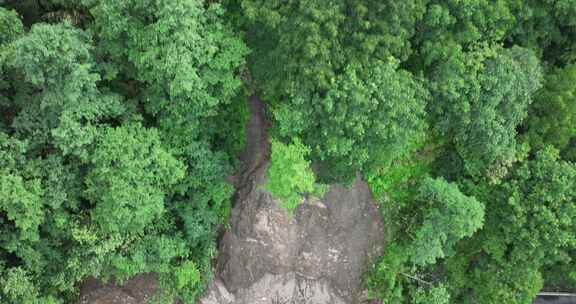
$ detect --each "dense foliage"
[234,0,576,303]
[1,0,575,303]
[0,1,246,303]
[240,0,429,182]
[265,138,325,212]
[408,177,484,266]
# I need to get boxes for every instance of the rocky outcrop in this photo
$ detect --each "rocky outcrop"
[201,168,384,304]
[200,95,385,304]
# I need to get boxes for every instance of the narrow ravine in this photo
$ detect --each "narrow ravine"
[234,94,272,203]
[239,95,271,175]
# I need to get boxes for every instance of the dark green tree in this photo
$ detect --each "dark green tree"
[508,0,576,63]
[85,123,185,234]
[240,0,428,181]
[522,64,576,160]
[409,177,484,266]
[88,0,248,248]
[445,147,576,303]
[428,45,542,180]
[7,22,125,158]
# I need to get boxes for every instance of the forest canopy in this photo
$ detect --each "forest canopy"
[0,0,575,303]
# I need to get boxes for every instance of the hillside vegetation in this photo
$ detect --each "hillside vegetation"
[0,0,575,303]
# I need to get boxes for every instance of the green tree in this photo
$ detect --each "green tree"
[428,45,542,180]
[0,7,24,130]
[365,243,408,303]
[276,61,428,182]
[522,64,576,159]
[409,177,484,266]
[0,171,43,244]
[85,123,185,234]
[88,0,247,141]
[482,147,576,267]
[0,267,60,304]
[445,147,576,303]
[468,262,543,304]
[0,133,43,248]
[508,0,576,63]
[414,0,516,65]
[240,0,428,182]
[7,22,125,158]
[88,0,248,255]
[265,138,325,212]
[0,10,224,301]
[0,7,23,45]
[105,233,203,303]
[411,284,450,304]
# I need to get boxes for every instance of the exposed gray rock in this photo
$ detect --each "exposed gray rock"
[201,272,346,304]
[200,95,384,304]
[201,164,384,304]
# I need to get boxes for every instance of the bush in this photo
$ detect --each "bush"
[265,138,326,212]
